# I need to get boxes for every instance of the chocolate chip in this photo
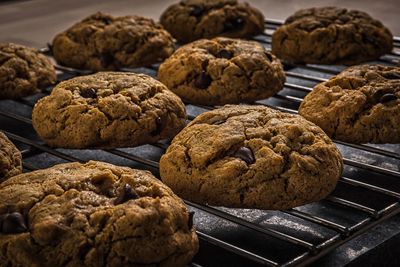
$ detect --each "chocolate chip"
[151,116,163,136]
[380,93,398,103]
[188,211,195,230]
[80,88,97,99]
[114,184,139,205]
[265,52,273,62]
[102,17,112,25]
[194,71,212,89]
[223,17,244,32]
[2,212,27,234]
[189,5,204,17]
[216,49,233,59]
[382,72,400,80]
[232,146,255,164]
[100,53,114,67]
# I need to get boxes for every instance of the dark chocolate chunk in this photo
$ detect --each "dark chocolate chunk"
[100,53,114,67]
[102,17,113,25]
[382,72,400,80]
[232,146,255,164]
[223,17,244,32]
[188,211,195,230]
[151,116,163,136]
[265,52,273,62]
[189,5,204,17]
[80,88,97,98]
[194,71,212,89]
[216,49,233,59]
[114,184,139,205]
[2,212,27,234]
[380,93,398,103]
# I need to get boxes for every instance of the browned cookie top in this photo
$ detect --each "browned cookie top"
[0,161,198,267]
[299,65,400,143]
[160,0,264,43]
[158,37,285,105]
[0,131,22,182]
[272,7,393,65]
[52,12,174,71]
[160,105,343,210]
[32,72,187,148]
[0,43,56,99]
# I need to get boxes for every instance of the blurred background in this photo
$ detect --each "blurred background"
[0,0,399,47]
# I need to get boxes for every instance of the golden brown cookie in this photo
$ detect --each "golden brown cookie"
[0,161,198,267]
[0,131,22,182]
[158,37,285,105]
[32,72,186,148]
[272,7,393,65]
[160,105,343,210]
[299,65,400,143]
[0,43,56,99]
[52,12,174,71]
[160,0,264,43]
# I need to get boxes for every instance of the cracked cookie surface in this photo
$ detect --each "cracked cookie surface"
[32,72,187,148]
[52,12,174,71]
[271,7,393,65]
[160,105,343,210]
[0,132,22,182]
[0,161,198,267]
[160,0,264,43]
[158,37,285,105]
[299,65,400,144]
[0,43,56,99]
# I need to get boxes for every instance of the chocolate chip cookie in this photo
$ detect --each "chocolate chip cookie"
[158,37,285,105]
[272,7,393,65]
[160,105,343,210]
[52,12,174,71]
[299,65,400,144]
[0,161,198,267]
[32,72,187,148]
[160,0,265,43]
[0,43,56,99]
[0,132,22,182]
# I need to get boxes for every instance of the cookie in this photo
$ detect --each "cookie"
[272,7,393,65]
[32,72,187,148]
[0,43,56,99]
[52,12,174,71]
[160,0,264,43]
[160,105,343,210]
[0,132,22,182]
[0,161,199,267]
[299,65,400,144]
[158,37,285,105]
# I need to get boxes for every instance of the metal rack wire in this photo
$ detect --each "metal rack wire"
[0,19,400,266]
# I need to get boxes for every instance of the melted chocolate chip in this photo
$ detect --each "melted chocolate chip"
[223,17,244,32]
[265,52,273,62]
[114,184,139,205]
[2,212,27,234]
[382,72,400,80]
[80,88,97,99]
[216,49,233,59]
[188,211,195,230]
[380,93,398,103]
[189,5,204,17]
[194,71,212,89]
[100,53,114,67]
[102,17,112,25]
[232,146,255,164]
[151,116,163,136]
